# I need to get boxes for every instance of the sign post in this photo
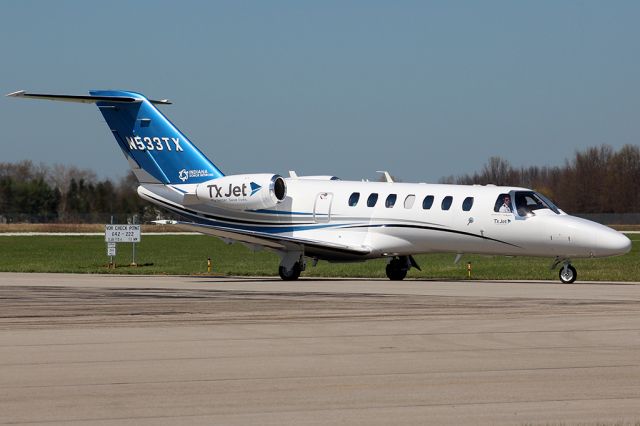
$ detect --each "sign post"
[105,224,141,267]
[107,242,117,268]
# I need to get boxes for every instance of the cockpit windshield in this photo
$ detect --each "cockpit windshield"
[513,191,560,216]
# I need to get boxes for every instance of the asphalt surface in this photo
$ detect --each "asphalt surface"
[1,273,640,425]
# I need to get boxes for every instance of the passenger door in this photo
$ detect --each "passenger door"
[314,192,333,223]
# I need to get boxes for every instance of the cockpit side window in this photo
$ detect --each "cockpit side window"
[494,193,512,213]
[514,191,560,216]
[535,192,561,214]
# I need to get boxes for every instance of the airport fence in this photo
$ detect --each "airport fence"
[0,211,180,225]
[574,213,640,225]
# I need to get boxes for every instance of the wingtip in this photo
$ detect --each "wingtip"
[6,90,26,97]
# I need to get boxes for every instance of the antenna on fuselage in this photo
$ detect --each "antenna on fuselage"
[376,171,394,183]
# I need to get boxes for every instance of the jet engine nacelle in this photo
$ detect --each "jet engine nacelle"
[195,174,287,210]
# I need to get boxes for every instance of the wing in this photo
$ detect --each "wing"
[154,220,372,258]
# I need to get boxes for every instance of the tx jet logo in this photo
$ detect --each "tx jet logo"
[125,136,184,152]
[207,182,262,198]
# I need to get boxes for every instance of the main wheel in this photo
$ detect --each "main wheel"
[279,262,301,281]
[386,258,408,281]
[559,264,577,284]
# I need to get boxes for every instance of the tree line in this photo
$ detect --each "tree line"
[439,144,640,214]
[1,144,639,223]
[0,161,162,223]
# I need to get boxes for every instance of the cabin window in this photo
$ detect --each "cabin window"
[404,194,415,209]
[348,192,360,207]
[367,193,379,207]
[441,196,453,210]
[494,193,512,213]
[385,194,397,208]
[422,195,434,210]
[462,197,474,211]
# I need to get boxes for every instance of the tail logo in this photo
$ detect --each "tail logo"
[178,169,189,182]
[250,182,261,196]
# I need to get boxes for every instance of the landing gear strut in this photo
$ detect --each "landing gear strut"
[385,256,421,281]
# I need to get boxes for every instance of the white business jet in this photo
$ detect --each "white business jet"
[8,90,632,283]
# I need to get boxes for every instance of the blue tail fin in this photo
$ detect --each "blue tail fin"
[91,90,223,184]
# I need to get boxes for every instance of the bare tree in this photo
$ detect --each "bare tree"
[48,164,97,221]
[480,156,514,186]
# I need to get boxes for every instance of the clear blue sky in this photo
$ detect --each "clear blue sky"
[2,1,639,182]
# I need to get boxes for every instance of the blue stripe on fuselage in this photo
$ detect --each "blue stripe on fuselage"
[145,193,349,233]
[248,209,315,216]
[144,193,515,248]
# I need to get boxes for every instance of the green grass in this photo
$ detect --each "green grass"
[0,234,638,281]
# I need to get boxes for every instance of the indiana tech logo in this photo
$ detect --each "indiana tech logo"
[178,169,213,182]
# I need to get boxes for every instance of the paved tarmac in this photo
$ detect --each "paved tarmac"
[1,273,640,425]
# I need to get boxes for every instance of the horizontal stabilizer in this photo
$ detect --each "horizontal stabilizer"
[6,90,171,105]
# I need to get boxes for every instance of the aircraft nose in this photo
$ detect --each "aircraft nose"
[596,228,632,257]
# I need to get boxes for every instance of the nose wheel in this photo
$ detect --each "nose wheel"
[559,263,577,284]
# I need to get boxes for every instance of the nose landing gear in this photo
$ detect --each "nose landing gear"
[559,263,577,284]
[552,258,577,284]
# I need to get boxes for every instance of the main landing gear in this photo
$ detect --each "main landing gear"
[552,258,577,284]
[385,255,421,281]
[277,251,305,281]
[279,262,302,281]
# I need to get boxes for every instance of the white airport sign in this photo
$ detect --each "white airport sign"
[107,242,117,256]
[105,224,141,243]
